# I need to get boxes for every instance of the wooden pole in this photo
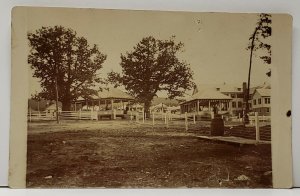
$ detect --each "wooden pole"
[193,113,196,124]
[111,99,114,119]
[113,109,116,120]
[185,112,188,131]
[166,112,169,128]
[197,100,199,115]
[142,108,145,123]
[255,112,260,141]
[152,112,155,126]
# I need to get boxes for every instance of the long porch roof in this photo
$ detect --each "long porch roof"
[75,88,134,102]
[180,89,232,105]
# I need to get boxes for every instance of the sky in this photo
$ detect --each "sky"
[26,8,271,98]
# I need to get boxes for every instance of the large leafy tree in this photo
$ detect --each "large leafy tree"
[28,26,107,111]
[108,36,194,116]
[244,13,272,122]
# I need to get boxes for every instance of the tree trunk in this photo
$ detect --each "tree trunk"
[244,27,258,124]
[62,100,71,111]
[144,101,151,118]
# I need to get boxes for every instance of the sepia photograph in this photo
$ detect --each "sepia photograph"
[9,7,293,188]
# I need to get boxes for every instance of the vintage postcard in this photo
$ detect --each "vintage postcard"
[10,7,293,188]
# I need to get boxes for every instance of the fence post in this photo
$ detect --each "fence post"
[130,111,133,121]
[113,109,116,120]
[255,112,260,141]
[142,108,145,123]
[136,112,139,122]
[193,113,196,124]
[185,112,188,131]
[211,111,214,120]
[79,110,82,120]
[164,113,167,124]
[166,113,169,128]
[152,112,155,126]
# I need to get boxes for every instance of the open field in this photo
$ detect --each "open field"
[27,120,272,188]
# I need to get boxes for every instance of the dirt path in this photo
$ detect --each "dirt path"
[26,122,272,188]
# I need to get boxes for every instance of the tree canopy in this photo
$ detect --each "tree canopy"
[28,26,107,110]
[108,36,194,114]
[244,13,272,123]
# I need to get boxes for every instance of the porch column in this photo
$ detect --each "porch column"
[197,100,199,115]
[98,99,100,111]
[121,100,124,110]
[208,100,211,111]
[111,99,114,110]
[111,99,114,119]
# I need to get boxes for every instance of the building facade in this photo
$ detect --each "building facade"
[251,88,271,116]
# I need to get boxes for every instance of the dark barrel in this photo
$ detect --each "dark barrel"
[210,115,224,136]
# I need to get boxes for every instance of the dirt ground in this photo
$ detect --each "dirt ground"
[26,120,272,188]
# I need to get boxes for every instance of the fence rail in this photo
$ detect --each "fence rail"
[28,110,268,141]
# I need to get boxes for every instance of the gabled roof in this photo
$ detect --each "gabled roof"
[249,83,271,95]
[151,103,168,109]
[151,97,180,106]
[46,103,62,110]
[254,88,271,97]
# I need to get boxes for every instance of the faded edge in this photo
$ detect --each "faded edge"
[9,6,28,188]
[271,14,293,188]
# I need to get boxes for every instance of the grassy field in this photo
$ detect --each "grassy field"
[26,120,272,188]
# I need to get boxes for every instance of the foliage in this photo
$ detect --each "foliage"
[108,36,194,113]
[247,13,272,66]
[28,26,107,110]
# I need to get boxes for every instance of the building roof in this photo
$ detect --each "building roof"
[151,103,168,110]
[249,82,271,95]
[97,88,134,99]
[151,97,180,106]
[76,88,134,101]
[254,88,271,97]
[46,103,62,110]
[189,89,232,100]
[193,83,243,94]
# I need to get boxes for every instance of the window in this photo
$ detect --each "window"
[253,99,256,105]
[258,98,261,104]
[267,108,270,113]
[238,101,242,108]
[237,94,244,98]
[265,98,270,104]
[232,102,236,108]
[216,88,220,91]
[237,88,241,91]
[231,94,236,98]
